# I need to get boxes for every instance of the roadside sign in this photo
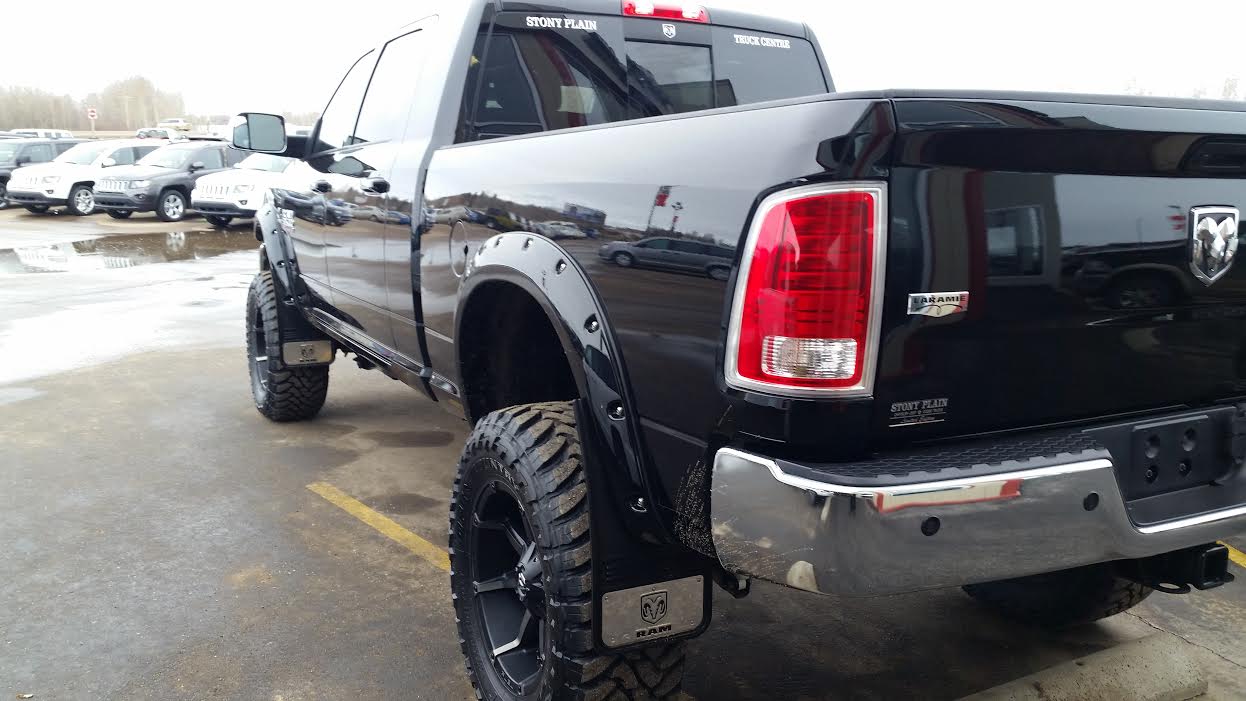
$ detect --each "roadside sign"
[86,107,98,120]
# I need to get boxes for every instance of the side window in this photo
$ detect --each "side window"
[471,34,543,139]
[640,239,670,250]
[133,146,159,161]
[467,14,627,141]
[25,144,54,162]
[110,147,136,165]
[354,30,427,144]
[54,142,77,155]
[197,148,225,170]
[672,240,706,254]
[225,147,247,166]
[314,51,377,153]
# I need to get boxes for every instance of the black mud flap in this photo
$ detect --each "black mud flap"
[573,400,713,652]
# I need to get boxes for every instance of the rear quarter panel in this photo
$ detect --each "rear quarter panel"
[422,96,894,516]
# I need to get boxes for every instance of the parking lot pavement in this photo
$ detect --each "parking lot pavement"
[3,209,1246,700]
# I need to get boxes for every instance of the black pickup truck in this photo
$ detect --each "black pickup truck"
[232,1,1246,698]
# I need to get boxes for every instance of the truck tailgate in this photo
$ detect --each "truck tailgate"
[875,96,1246,440]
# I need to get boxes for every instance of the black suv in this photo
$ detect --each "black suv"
[93,141,245,221]
[0,138,83,209]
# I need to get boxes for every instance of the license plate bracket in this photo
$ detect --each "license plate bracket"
[1120,412,1232,501]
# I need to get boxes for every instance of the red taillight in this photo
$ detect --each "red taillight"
[622,0,709,23]
[727,185,885,395]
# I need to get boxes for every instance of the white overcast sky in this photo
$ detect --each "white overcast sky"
[8,0,1246,115]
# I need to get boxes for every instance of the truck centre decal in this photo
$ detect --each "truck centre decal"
[733,33,793,49]
[526,16,599,31]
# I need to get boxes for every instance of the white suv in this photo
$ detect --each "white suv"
[191,152,293,227]
[6,139,165,215]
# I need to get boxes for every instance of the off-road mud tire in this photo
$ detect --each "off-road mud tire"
[246,272,328,422]
[450,402,685,700]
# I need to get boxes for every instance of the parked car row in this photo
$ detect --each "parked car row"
[1,136,291,224]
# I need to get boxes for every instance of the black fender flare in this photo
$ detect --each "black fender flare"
[456,231,668,543]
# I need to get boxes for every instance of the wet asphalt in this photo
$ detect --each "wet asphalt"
[2,207,1245,700]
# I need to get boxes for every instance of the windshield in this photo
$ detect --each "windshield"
[237,153,292,172]
[0,145,18,162]
[55,142,110,165]
[137,147,193,169]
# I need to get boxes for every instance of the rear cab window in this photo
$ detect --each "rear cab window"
[459,10,827,142]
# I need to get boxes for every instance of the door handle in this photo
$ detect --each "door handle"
[362,177,390,195]
[312,180,331,194]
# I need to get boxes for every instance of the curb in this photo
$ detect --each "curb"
[959,633,1207,701]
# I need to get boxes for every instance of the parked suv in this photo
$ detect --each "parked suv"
[231,1,1246,698]
[599,236,735,279]
[10,128,74,139]
[5,139,164,215]
[0,138,82,209]
[191,152,293,227]
[93,141,245,221]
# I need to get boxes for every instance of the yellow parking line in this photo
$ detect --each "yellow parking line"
[307,481,450,572]
[1223,541,1246,569]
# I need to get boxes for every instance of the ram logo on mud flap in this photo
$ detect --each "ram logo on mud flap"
[907,291,969,318]
[640,590,668,624]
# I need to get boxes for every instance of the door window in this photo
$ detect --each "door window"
[196,148,224,170]
[354,30,428,144]
[313,51,377,153]
[109,147,136,165]
[225,147,247,166]
[639,238,670,250]
[23,144,54,162]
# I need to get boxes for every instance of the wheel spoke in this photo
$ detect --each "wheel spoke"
[474,574,513,594]
[491,609,533,657]
[476,516,529,555]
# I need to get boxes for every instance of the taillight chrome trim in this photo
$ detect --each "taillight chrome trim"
[724,181,888,398]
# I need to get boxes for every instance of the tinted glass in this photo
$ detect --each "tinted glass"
[109,147,137,166]
[24,144,55,162]
[626,41,713,118]
[314,52,376,153]
[355,30,427,144]
[225,147,247,166]
[196,148,224,169]
[641,239,670,250]
[53,142,77,155]
[134,146,159,160]
[672,240,706,254]
[711,28,826,106]
[472,34,544,138]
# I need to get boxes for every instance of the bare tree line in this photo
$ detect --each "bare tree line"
[0,76,186,131]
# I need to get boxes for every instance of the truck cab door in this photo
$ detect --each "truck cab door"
[293,49,378,313]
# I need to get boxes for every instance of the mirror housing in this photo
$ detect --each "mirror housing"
[189,161,206,172]
[101,157,117,167]
[231,113,287,154]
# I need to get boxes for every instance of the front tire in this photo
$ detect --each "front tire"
[612,251,635,268]
[157,190,187,222]
[450,402,685,700]
[963,562,1152,628]
[67,184,95,215]
[246,272,329,421]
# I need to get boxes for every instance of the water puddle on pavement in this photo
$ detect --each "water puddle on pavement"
[0,230,257,274]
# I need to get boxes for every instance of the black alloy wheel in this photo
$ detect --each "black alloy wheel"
[467,476,548,693]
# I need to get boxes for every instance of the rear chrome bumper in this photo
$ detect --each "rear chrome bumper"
[711,447,1246,596]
